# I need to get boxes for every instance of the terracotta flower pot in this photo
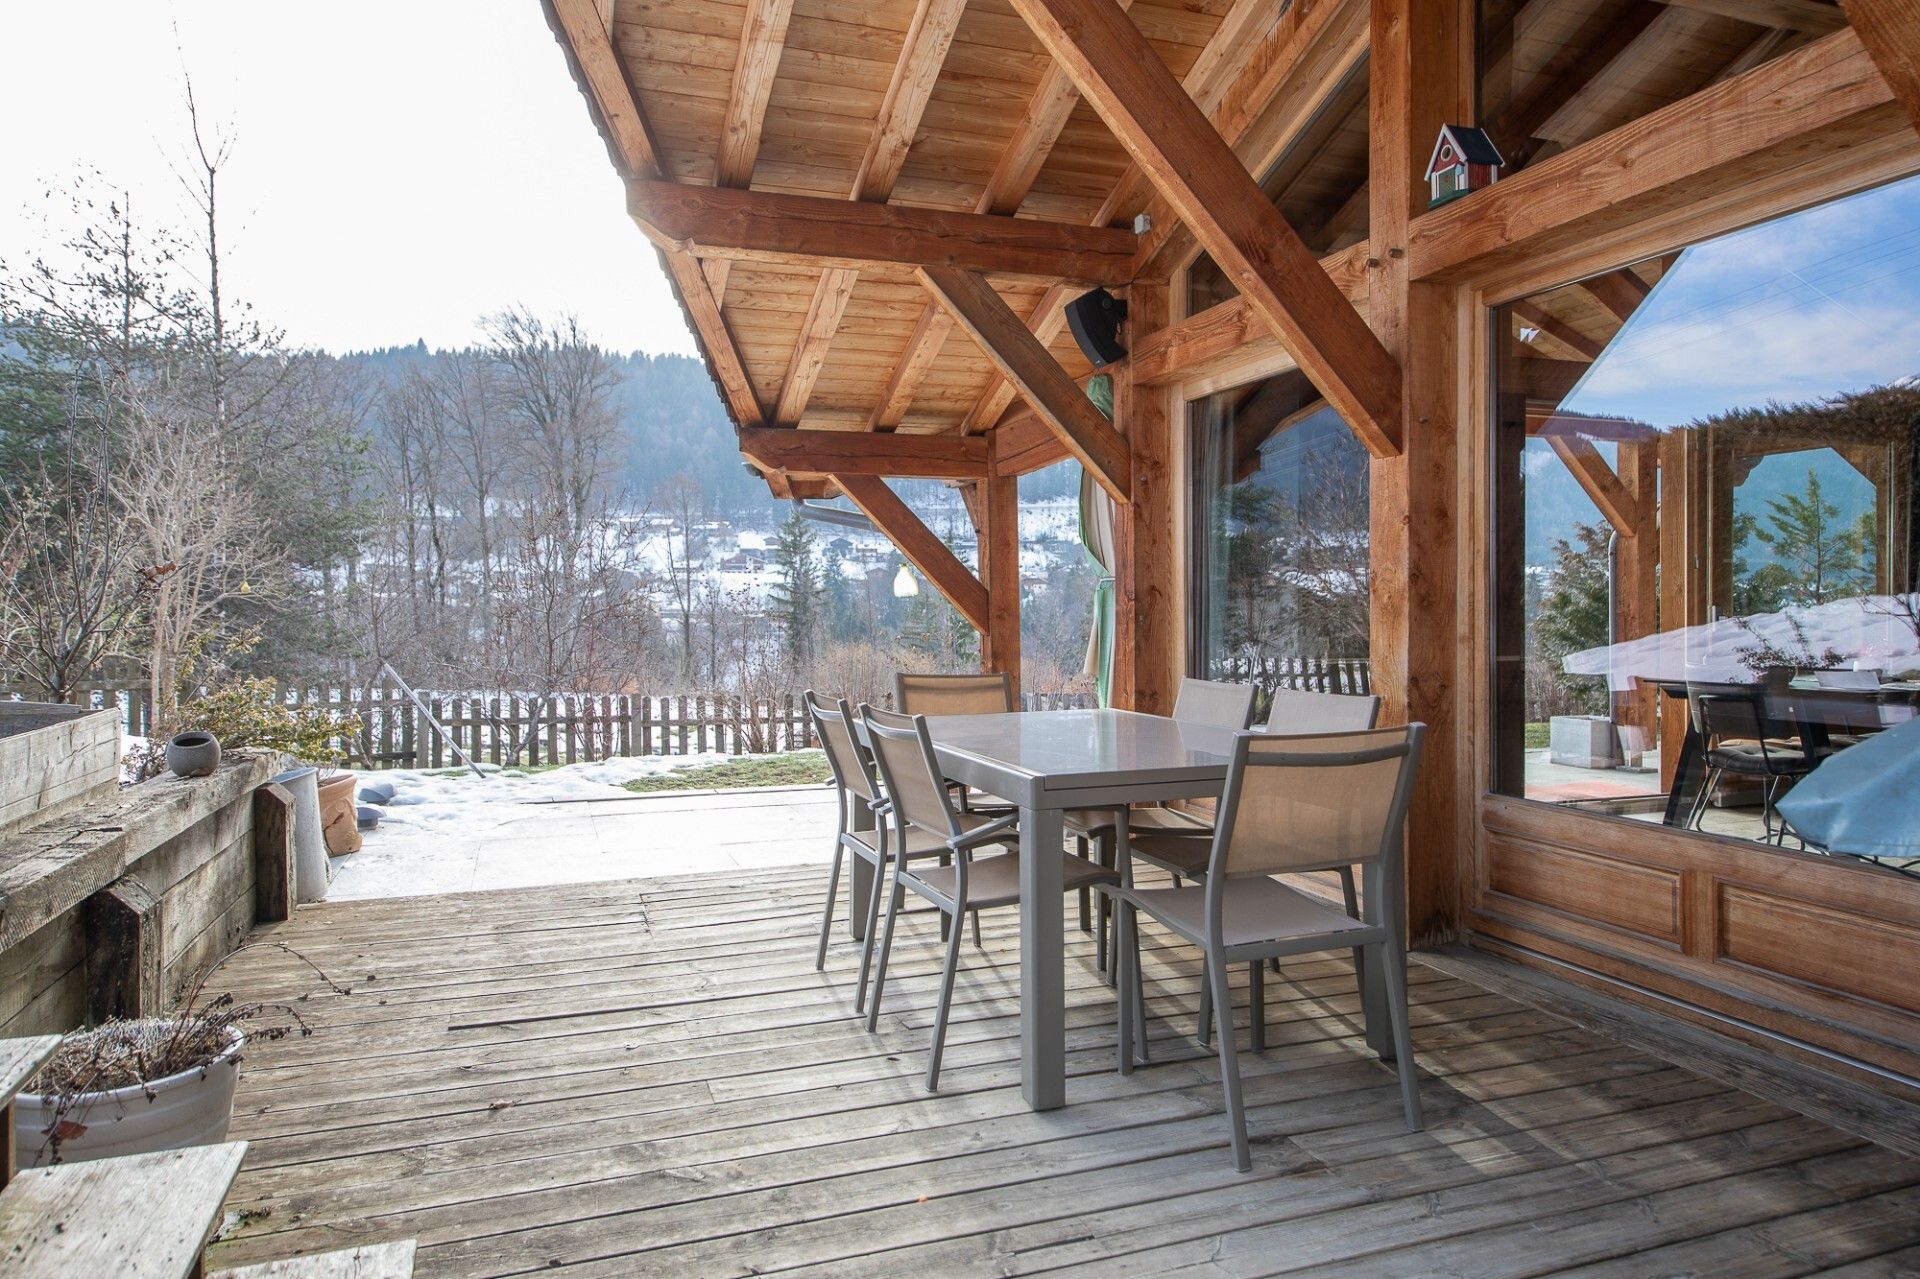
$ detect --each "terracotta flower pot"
[317,772,363,855]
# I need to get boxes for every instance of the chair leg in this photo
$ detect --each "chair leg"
[1197,959,1213,1048]
[854,852,888,1014]
[1129,898,1149,1064]
[815,845,844,971]
[938,852,952,942]
[1249,960,1265,1053]
[1377,939,1423,1131]
[1339,864,1365,996]
[926,906,967,1091]
[1207,946,1251,1172]
[1115,897,1136,1077]
[1689,766,1721,831]
[865,865,910,1032]
[1077,835,1093,936]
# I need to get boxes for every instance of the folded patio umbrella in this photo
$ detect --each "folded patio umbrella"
[1777,717,1920,858]
[1560,594,1920,690]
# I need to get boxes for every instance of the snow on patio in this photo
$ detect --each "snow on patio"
[327,754,838,901]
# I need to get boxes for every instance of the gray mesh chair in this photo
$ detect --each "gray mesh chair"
[894,671,1015,716]
[806,691,965,1013]
[1129,687,1382,1030]
[1063,678,1256,969]
[861,704,1116,1091]
[1105,724,1427,1171]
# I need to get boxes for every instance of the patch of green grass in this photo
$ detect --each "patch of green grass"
[1523,722,1551,750]
[621,751,831,793]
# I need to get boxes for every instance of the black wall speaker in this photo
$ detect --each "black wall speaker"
[1065,288,1129,368]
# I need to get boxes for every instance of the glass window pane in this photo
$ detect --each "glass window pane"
[1491,175,1920,872]
[1189,372,1372,710]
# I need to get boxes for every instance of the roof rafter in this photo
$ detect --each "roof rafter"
[544,0,766,426]
[864,0,1138,433]
[772,0,970,432]
[965,0,1342,437]
[1007,0,1404,455]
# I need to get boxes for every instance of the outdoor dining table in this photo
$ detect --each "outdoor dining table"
[849,707,1396,1111]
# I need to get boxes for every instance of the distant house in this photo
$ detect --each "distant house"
[720,549,768,572]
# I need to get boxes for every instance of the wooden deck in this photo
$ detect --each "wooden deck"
[205,866,1920,1278]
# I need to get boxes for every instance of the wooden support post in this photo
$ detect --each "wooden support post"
[1614,441,1660,745]
[1368,0,1471,947]
[253,782,296,924]
[84,878,164,1022]
[982,435,1022,697]
[1841,0,1920,133]
[1113,281,1176,714]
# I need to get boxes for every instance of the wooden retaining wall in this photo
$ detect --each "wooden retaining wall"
[0,755,286,1036]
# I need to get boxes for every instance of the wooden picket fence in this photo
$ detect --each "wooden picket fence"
[4,681,1095,771]
[1216,653,1373,696]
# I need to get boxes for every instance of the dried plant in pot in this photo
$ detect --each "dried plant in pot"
[14,944,348,1167]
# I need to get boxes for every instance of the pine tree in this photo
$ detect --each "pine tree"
[1532,521,1613,715]
[766,510,825,668]
[1753,468,1870,606]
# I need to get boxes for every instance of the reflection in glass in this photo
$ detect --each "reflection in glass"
[1189,372,1371,711]
[1491,175,1920,874]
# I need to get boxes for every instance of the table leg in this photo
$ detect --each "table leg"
[848,793,875,941]
[1663,721,1704,827]
[1020,802,1066,1110]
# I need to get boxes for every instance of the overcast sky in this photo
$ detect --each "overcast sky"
[0,1,697,357]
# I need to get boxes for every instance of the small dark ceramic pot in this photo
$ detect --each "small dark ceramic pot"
[165,731,222,778]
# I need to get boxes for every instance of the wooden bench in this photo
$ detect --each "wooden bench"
[0,1141,246,1278]
[211,1241,416,1278]
[0,1036,60,1191]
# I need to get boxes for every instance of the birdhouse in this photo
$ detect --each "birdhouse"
[1426,125,1503,208]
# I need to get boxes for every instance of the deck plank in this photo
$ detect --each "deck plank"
[202,871,1920,1278]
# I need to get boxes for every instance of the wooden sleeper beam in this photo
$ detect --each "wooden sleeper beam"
[916,266,1133,502]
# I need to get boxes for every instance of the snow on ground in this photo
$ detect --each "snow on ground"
[367,753,734,835]
[330,755,837,900]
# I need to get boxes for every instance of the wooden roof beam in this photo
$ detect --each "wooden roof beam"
[1129,0,1371,278]
[865,1,1139,432]
[738,427,988,479]
[1008,0,1403,456]
[833,475,989,631]
[918,266,1133,502]
[1410,29,1905,282]
[958,0,1341,437]
[717,0,795,188]
[545,0,766,425]
[1841,0,1920,132]
[771,0,970,435]
[1661,0,1849,33]
[1547,433,1642,532]
[626,181,1139,283]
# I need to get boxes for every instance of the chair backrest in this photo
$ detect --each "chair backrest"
[804,689,878,805]
[1259,688,1381,735]
[1685,680,1772,743]
[1209,725,1425,882]
[895,671,1015,716]
[1172,677,1258,730]
[860,704,960,840]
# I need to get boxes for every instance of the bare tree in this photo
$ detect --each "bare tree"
[653,471,708,679]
